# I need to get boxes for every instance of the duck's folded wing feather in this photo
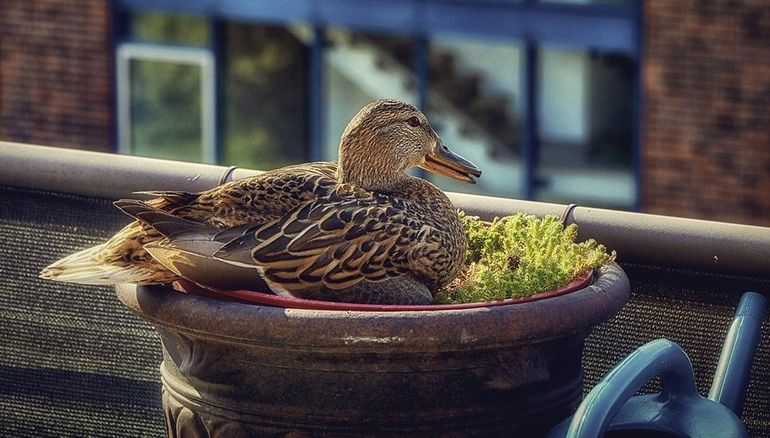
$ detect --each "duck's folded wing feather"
[132,190,200,206]
[113,199,205,238]
[213,192,427,293]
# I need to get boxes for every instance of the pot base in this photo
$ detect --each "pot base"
[160,335,586,437]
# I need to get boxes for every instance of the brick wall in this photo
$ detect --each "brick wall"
[0,0,113,151]
[643,1,770,226]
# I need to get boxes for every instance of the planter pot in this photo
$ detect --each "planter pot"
[115,262,629,437]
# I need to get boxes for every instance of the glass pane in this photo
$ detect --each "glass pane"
[130,12,209,46]
[536,47,634,208]
[428,37,523,198]
[223,23,307,169]
[130,60,202,162]
[323,29,418,161]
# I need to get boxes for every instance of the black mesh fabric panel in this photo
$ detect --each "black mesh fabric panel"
[0,186,164,437]
[1,185,768,436]
[583,265,770,437]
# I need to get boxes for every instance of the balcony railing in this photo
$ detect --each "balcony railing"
[1,141,768,436]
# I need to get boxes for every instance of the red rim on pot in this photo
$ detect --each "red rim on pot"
[173,270,594,312]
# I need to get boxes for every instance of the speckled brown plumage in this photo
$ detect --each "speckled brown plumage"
[41,100,481,304]
[210,174,465,299]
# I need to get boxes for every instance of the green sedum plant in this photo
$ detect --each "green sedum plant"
[435,212,615,304]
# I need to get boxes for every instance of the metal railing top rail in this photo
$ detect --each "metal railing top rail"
[2,141,769,281]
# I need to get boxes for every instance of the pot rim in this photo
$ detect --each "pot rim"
[115,262,630,349]
[172,270,594,312]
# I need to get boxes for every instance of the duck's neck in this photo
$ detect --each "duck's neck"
[336,168,409,194]
[336,132,414,193]
[336,145,409,194]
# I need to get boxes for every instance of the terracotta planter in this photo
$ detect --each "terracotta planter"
[116,262,629,437]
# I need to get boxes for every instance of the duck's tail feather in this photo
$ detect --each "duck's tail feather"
[133,190,200,205]
[40,243,160,285]
[114,199,205,238]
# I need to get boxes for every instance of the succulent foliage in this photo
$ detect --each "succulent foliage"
[436,212,615,304]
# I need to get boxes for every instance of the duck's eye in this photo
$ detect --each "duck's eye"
[407,116,421,128]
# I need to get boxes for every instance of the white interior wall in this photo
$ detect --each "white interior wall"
[432,39,524,115]
[323,67,372,160]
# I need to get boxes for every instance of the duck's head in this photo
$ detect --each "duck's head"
[337,99,482,191]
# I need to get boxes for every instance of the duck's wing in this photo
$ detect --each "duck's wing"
[213,185,439,295]
[40,162,339,287]
[111,172,446,297]
[110,189,421,295]
[172,162,338,228]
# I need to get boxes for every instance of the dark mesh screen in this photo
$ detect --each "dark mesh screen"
[583,265,770,437]
[1,185,768,436]
[0,186,164,436]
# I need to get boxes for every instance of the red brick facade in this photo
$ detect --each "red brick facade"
[642,1,770,226]
[0,1,768,225]
[0,0,113,151]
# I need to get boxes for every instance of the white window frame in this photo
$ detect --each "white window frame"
[116,43,217,164]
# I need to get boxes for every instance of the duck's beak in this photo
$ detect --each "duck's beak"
[420,140,482,184]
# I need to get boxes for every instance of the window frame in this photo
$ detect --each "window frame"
[116,42,218,164]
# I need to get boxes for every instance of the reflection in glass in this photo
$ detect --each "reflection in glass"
[322,29,418,160]
[323,31,523,198]
[428,37,523,198]
[536,47,634,208]
[130,12,209,46]
[223,23,307,169]
[130,60,202,162]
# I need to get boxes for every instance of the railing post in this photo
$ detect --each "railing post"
[307,26,325,162]
[522,40,539,200]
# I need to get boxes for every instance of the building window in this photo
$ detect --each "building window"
[428,36,524,198]
[318,28,634,206]
[114,1,639,208]
[536,48,635,207]
[117,12,307,168]
[322,29,419,161]
[116,43,216,163]
[222,23,307,170]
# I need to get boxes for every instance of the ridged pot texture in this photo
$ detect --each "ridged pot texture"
[116,262,630,437]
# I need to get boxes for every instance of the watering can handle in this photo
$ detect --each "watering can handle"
[709,291,768,416]
[558,339,747,437]
[550,291,767,438]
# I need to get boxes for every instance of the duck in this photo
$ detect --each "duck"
[40,99,482,304]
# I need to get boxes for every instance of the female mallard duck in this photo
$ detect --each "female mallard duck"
[41,99,481,304]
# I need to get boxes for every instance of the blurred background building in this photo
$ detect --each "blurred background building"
[1,1,768,225]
